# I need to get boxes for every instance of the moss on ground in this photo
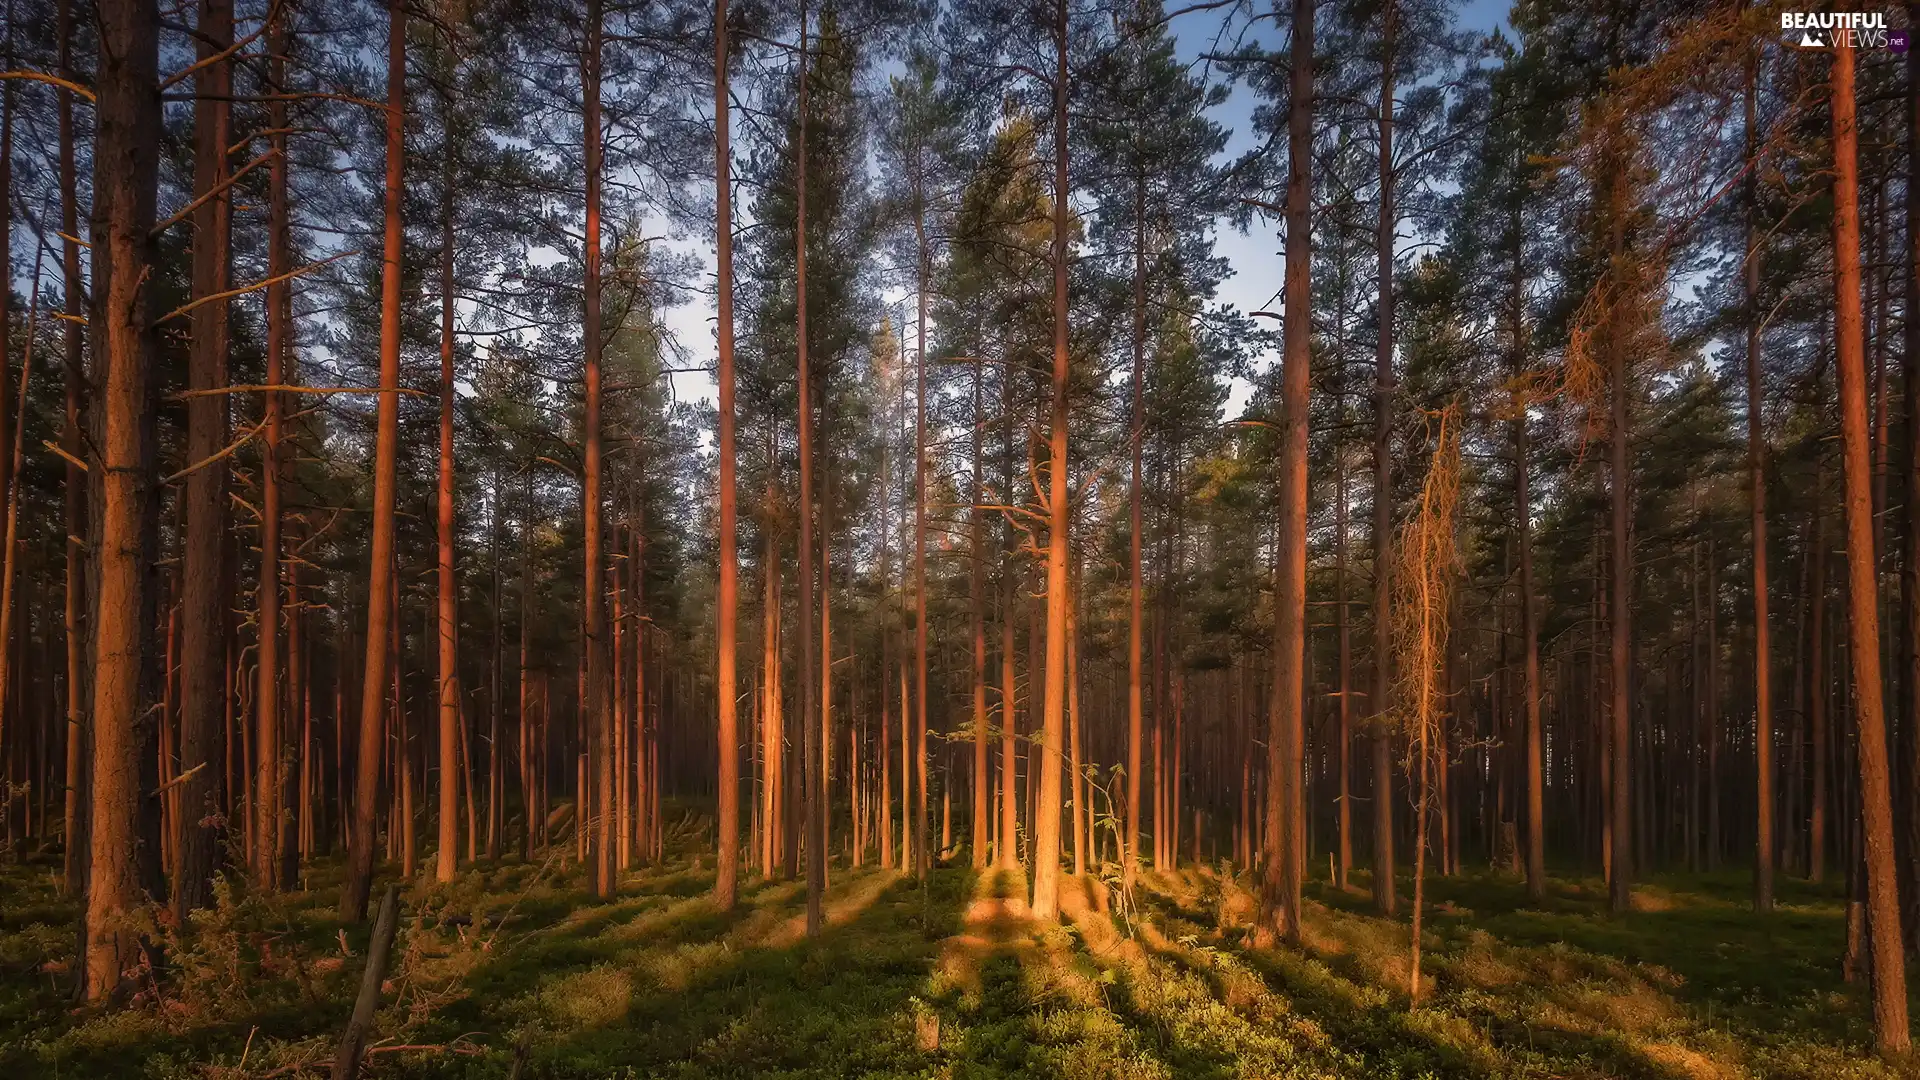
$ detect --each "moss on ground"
[0,842,1908,1079]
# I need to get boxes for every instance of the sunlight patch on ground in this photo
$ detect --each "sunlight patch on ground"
[762,867,903,947]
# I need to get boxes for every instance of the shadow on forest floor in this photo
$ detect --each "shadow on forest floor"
[0,837,1909,1080]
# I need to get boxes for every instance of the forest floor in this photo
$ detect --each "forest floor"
[1,829,1911,1079]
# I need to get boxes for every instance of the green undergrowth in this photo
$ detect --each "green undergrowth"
[0,840,1910,1079]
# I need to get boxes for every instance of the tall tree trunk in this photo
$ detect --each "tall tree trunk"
[971,352,988,870]
[272,6,301,886]
[84,0,164,998]
[914,162,932,884]
[632,508,648,866]
[434,133,461,885]
[714,0,741,908]
[1811,491,1828,883]
[582,0,612,900]
[487,474,503,862]
[342,0,406,921]
[1746,53,1774,913]
[1369,0,1397,916]
[1606,162,1633,917]
[1259,0,1311,944]
[1903,0,1920,945]
[519,472,536,857]
[1511,189,1545,903]
[820,419,833,882]
[1068,554,1084,877]
[1335,419,1351,890]
[613,538,629,869]
[1032,0,1071,914]
[59,0,88,896]
[1829,40,1910,1054]
[179,0,234,913]
[998,366,1018,873]
[0,256,38,845]
[795,1,823,936]
[763,485,781,878]
[0,13,12,653]
[1706,535,1720,871]
[1125,170,1147,893]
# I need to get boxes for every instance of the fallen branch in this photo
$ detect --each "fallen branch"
[332,885,400,1080]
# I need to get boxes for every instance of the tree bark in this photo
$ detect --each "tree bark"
[1511,188,1545,903]
[1032,0,1071,914]
[1125,163,1147,894]
[58,0,88,897]
[342,0,406,922]
[971,352,989,870]
[795,2,823,936]
[1900,0,1920,949]
[1829,40,1910,1054]
[1259,0,1311,945]
[1369,0,1397,916]
[179,0,234,913]
[434,119,461,885]
[714,0,741,908]
[1606,161,1633,917]
[1745,53,1774,914]
[998,363,1018,873]
[1068,555,1084,877]
[581,0,613,900]
[1811,489,1828,883]
[84,0,164,998]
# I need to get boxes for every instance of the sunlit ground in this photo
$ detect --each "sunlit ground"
[0,827,1907,1079]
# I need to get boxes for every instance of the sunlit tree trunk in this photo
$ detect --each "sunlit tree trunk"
[913,163,932,883]
[342,0,406,921]
[1259,0,1311,945]
[84,0,164,997]
[1033,0,1071,910]
[714,0,741,908]
[762,484,782,878]
[1829,39,1910,1054]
